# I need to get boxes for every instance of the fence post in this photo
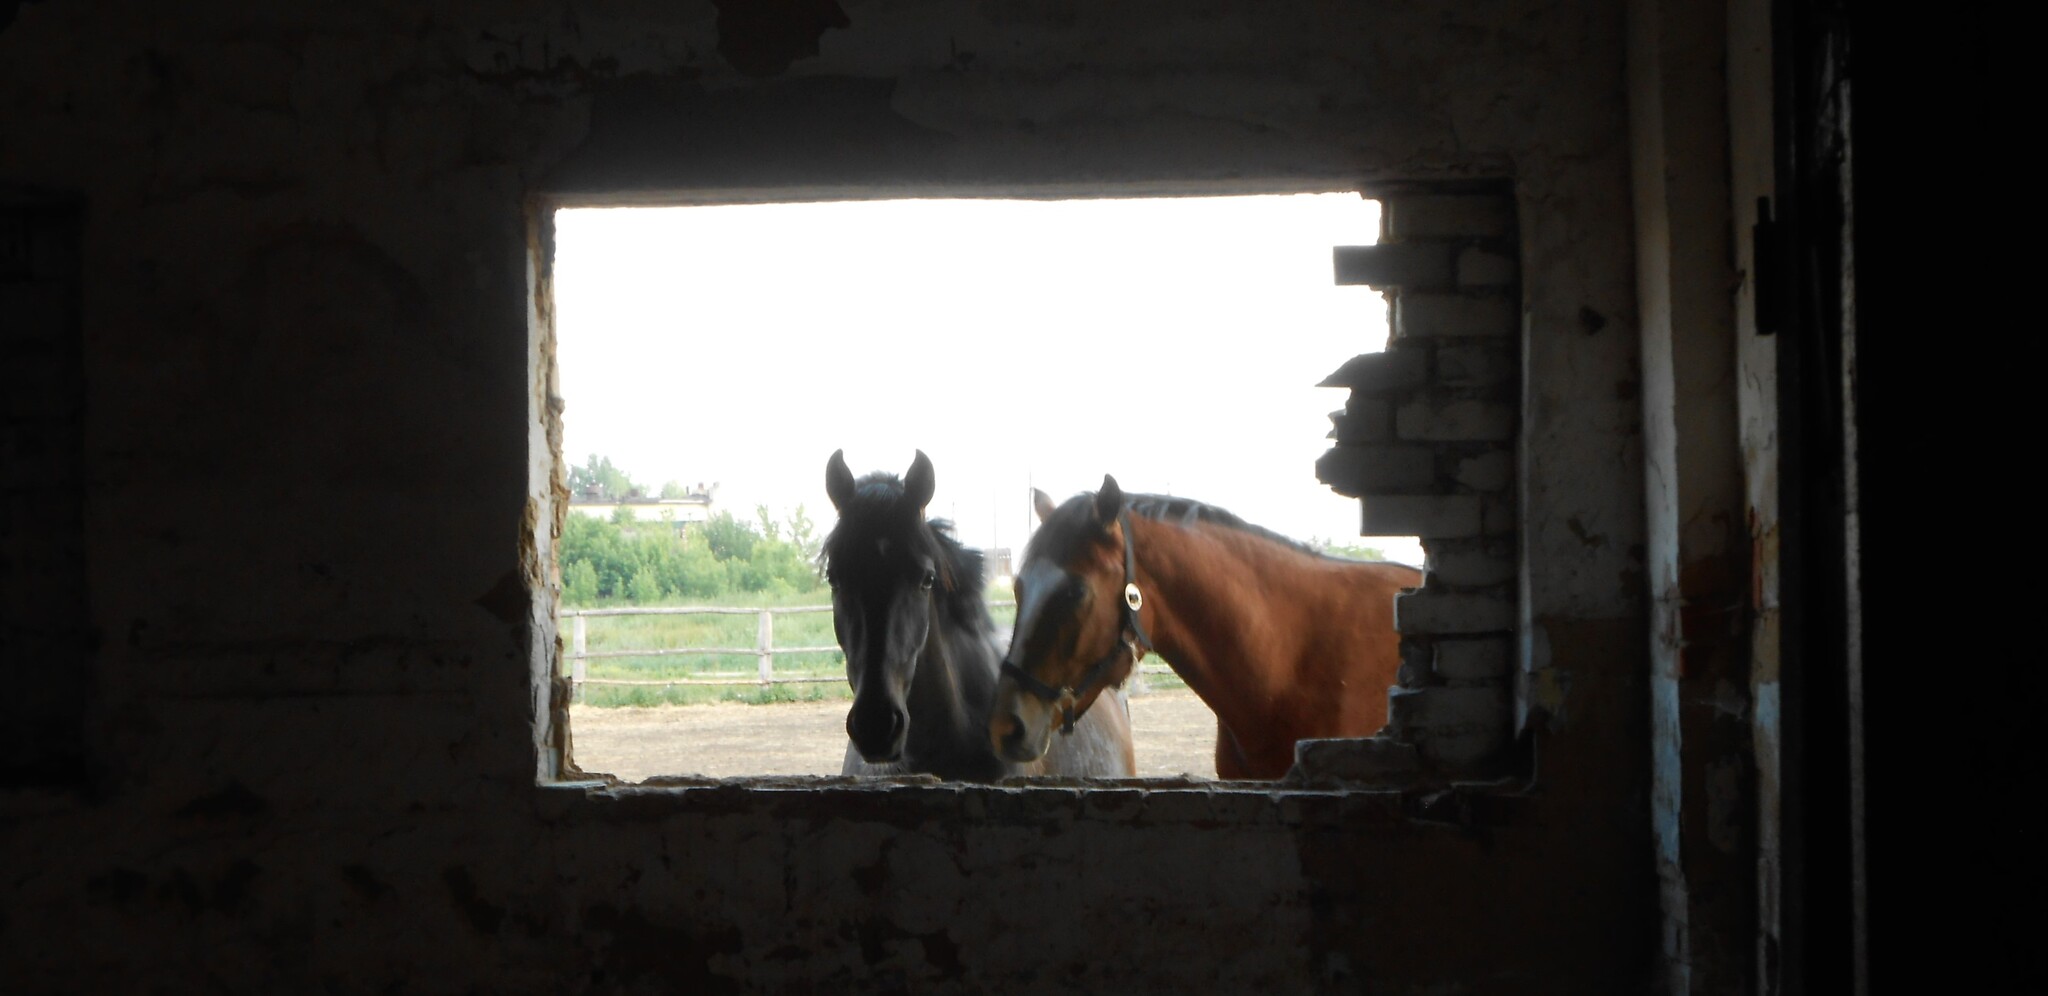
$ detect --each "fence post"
[756,609,774,684]
[571,614,587,704]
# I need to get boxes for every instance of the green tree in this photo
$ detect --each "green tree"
[660,480,689,499]
[1314,537,1391,562]
[563,513,633,598]
[699,511,757,563]
[556,484,824,605]
[756,538,818,592]
[569,453,639,500]
[627,565,665,604]
[668,528,728,598]
[755,504,782,542]
[787,504,819,562]
[562,559,599,605]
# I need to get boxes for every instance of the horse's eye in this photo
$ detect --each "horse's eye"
[920,569,937,591]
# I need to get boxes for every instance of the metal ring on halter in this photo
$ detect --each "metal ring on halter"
[1125,582,1143,612]
[1055,687,1081,734]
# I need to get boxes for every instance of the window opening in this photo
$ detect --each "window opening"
[547,194,1417,783]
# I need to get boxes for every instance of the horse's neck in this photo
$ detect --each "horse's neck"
[1135,519,1303,730]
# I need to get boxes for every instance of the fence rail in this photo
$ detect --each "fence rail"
[562,601,1169,702]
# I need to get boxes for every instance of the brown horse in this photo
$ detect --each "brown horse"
[990,475,1420,780]
[823,451,1134,781]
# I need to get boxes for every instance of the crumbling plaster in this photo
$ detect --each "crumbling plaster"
[2,1,1684,991]
[1627,0,1754,990]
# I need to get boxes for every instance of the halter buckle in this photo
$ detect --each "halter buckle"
[1124,582,1143,612]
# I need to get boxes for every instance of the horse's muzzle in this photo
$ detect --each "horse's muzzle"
[989,701,1050,763]
[847,697,908,763]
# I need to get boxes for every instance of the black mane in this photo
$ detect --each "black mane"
[820,472,992,634]
[1028,489,1329,561]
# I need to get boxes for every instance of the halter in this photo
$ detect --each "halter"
[1000,507,1154,735]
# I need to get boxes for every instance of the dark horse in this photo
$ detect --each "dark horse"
[990,475,1421,780]
[822,451,1135,780]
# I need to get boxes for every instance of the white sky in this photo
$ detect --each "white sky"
[552,194,1422,566]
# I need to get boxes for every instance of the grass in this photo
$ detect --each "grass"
[1132,666,1189,693]
[580,681,851,708]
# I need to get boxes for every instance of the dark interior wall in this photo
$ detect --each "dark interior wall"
[1,2,1665,991]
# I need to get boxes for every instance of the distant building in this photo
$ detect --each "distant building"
[569,482,715,526]
[987,547,1013,580]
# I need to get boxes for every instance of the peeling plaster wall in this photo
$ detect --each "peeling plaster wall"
[1724,0,1780,985]
[2,2,1668,991]
[1627,0,1754,990]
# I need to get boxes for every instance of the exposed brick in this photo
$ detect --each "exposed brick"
[1394,586,1514,633]
[1387,681,1509,729]
[1317,348,1428,395]
[1381,194,1515,240]
[1287,737,1420,787]
[1315,444,1436,497]
[1425,541,1517,587]
[1437,342,1516,389]
[1456,245,1518,287]
[1452,451,1514,491]
[1360,494,1481,538]
[1397,635,1437,687]
[1326,398,1393,443]
[1388,684,1514,768]
[1393,293,1518,339]
[1395,398,1516,441]
[1389,683,1507,727]
[1434,636,1514,680]
[1333,243,1454,290]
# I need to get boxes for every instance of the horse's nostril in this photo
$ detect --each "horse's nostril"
[991,711,1026,753]
[888,706,907,743]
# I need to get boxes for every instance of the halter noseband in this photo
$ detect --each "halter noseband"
[1001,507,1154,735]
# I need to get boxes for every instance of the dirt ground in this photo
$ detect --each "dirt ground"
[569,686,1221,782]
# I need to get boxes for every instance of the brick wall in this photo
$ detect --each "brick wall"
[1316,187,1520,776]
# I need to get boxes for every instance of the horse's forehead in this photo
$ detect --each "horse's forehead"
[1018,558,1070,591]
[829,511,923,564]
[850,530,922,567]
[1013,560,1078,636]
[1037,526,1112,577]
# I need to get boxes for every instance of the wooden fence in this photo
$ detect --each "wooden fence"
[563,605,839,702]
[562,602,1169,702]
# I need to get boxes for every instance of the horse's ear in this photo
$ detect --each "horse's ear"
[1032,488,1057,523]
[825,449,854,512]
[1094,474,1124,526]
[904,450,936,512]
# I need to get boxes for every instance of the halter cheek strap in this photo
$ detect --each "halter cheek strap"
[1001,507,1154,735]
